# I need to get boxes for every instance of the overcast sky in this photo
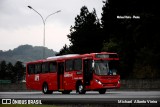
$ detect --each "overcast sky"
[0,0,104,52]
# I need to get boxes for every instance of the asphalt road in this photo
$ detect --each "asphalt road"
[0,91,160,105]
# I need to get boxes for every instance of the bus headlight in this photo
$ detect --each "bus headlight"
[95,79,102,85]
[118,80,120,84]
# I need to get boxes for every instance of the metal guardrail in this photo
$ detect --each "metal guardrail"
[0,80,11,84]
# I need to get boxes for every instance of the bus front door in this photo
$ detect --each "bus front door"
[57,62,64,91]
[83,59,93,86]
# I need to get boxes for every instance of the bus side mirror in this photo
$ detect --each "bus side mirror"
[92,60,95,69]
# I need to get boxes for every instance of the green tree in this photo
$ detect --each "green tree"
[67,6,103,54]
[0,61,7,79]
[14,61,25,82]
[6,62,14,82]
[101,0,136,78]
[56,44,71,56]
[102,39,119,52]
[101,0,160,78]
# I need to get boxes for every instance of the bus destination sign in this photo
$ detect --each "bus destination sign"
[96,54,118,58]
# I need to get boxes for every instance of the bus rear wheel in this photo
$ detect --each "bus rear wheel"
[42,83,53,94]
[99,89,106,94]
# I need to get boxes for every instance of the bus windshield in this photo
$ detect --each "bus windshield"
[94,60,118,76]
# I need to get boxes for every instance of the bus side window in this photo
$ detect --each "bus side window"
[74,59,82,71]
[35,64,41,74]
[66,60,74,71]
[42,63,49,73]
[49,62,57,72]
[28,64,35,74]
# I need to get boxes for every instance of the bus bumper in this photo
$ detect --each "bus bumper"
[92,79,121,89]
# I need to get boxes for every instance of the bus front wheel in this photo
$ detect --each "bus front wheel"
[42,83,53,94]
[77,83,86,94]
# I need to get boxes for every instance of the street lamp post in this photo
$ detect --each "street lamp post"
[28,6,61,59]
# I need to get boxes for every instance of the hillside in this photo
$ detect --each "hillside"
[0,45,57,64]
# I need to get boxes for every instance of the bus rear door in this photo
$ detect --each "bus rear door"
[57,62,64,91]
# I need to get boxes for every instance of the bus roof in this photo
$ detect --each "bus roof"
[47,54,80,60]
[46,52,117,61]
[26,52,118,64]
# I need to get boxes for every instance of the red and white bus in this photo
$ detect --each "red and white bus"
[26,52,120,94]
